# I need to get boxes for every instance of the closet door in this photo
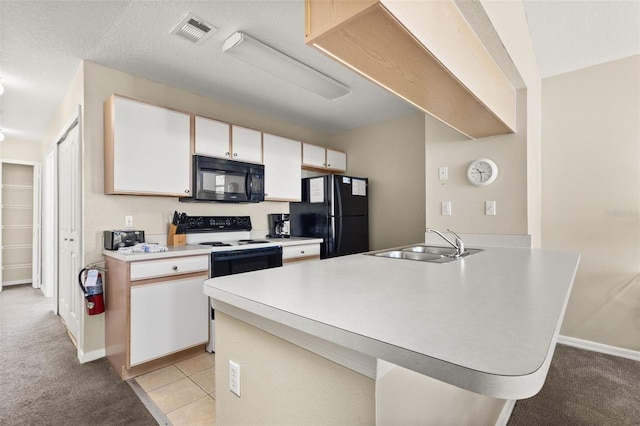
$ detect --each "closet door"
[57,124,82,341]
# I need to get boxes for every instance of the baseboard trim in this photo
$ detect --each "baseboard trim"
[78,348,106,364]
[557,335,640,362]
[495,399,516,426]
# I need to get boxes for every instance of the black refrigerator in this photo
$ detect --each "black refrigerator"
[290,175,369,259]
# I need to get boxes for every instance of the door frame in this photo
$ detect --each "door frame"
[0,159,41,292]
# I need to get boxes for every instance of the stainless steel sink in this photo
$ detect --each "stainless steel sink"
[368,245,482,263]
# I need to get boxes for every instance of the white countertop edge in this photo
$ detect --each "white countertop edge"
[206,282,564,399]
[102,245,212,261]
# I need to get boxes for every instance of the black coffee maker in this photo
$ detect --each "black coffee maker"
[268,213,290,238]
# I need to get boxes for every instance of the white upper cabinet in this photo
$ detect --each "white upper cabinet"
[194,116,262,164]
[194,116,230,158]
[263,134,302,201]
[302,143,327,168]
[104,95,191,196]
[302,143,347,172]
[231,125,263,164]
[326,149,347,171]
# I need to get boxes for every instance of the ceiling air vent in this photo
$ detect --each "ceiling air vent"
[170,14,217,45]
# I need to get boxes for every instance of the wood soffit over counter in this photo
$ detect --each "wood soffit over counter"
[305,0,516,139]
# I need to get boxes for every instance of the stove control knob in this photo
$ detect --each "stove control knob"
[226,219,231,226]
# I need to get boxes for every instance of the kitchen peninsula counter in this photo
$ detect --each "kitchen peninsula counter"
[204,245,580,400]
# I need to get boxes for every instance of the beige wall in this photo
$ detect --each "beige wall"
[424,90,528,235]
[330,112,426,250]
[0,139,42,162]
[542,55,640,351]
[215,312,375,424]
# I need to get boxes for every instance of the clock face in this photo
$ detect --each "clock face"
[467,159,498,186]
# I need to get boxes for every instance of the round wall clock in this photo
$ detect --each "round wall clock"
[467,158,498,186]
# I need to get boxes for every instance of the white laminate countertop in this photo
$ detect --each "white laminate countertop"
[102,245,213,262]
[204,245,580,399]
[102,238,322,262]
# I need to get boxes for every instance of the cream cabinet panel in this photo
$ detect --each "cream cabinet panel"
[194,116,231,158]
[326,149,347,172]
[263,134,302,201]
[231,125,263,164]
[105,95,191,196]
[129,255,209,281]
[302,143,327,168]
[283,243,321,263]
[129,276,208,366]
[302,143,347,172]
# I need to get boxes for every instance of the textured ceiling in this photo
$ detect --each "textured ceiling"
[0,0,639,145]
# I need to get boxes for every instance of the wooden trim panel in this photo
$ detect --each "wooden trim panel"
[305,0,515,139]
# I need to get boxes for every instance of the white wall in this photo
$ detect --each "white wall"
[542,55,640,351]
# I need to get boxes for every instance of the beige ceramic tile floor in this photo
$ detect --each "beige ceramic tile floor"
[135,352,216,425]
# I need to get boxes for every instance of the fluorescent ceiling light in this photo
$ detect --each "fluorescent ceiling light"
[0,130,5,142]
[223,32,351,100]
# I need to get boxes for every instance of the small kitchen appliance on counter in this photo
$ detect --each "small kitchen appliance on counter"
[267,213,291,238]
[185,215,283,352]
[103,230,145,250]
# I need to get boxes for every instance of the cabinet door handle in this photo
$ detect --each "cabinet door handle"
[225,152,230,157]
[185,189,190,194]
[233,153,238,157]
[172,266,178,271]
[301,250,305,254]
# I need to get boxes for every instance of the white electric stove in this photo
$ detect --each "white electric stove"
[184,215,283,352]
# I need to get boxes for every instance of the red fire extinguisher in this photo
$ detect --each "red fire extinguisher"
[78,268,105,315]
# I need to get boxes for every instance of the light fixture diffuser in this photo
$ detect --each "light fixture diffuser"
[222,32,351,100]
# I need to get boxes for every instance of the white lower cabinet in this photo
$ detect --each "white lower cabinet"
[130,276,208,366]
[104,253,209,379]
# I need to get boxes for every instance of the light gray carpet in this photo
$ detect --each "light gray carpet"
[0,284,159,426]
[508,343,640,426]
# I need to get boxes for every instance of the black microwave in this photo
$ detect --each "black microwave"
[180,156,265,203]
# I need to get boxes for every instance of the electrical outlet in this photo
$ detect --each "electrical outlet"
[125,215,133,228]
[229,360,241,396]
[441,201,452,216]
[438,166,448,181]
[485,201,496,216]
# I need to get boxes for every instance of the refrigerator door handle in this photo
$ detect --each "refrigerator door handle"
[334,216,343,257]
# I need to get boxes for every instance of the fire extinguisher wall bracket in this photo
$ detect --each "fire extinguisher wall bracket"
[78,268,105,315]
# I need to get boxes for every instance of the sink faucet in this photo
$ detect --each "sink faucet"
[427,228,465,258]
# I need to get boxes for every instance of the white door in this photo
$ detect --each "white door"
[57,122,81,341]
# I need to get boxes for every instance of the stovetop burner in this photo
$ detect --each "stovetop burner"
[237,239,270,245]
[198,242,232,247]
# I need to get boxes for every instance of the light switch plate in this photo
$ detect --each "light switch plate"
[438,166,448,181]
[441,201,452,216]
[485,201,496,216]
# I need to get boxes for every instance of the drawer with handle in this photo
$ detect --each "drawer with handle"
[282,244,321,262]
[130,255,209,281]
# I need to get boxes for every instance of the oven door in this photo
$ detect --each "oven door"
[210,246,283,277]
[207,245,283,353]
